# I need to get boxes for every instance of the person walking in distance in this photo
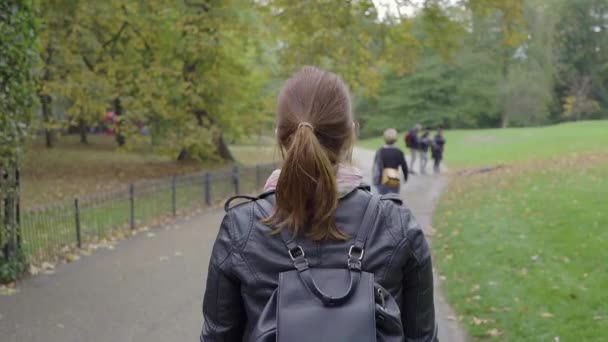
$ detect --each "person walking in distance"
[418,130,431,174]
[372,128,408,195]
[404,124,421,174]
[200,66,437,341]
[431,128,446,174]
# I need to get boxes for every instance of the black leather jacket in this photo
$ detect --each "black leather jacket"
[201,187,437,341]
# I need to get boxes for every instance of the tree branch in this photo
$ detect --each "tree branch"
[184,0,210,12]
[102,21,129,50]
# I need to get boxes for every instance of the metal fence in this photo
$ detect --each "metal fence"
[19,163,278,264]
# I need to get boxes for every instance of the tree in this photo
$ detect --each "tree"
[268,0,420,96]
[554,0,608,119]
[465,0,528,127]
[0,0,37,280]
[562,75,600,121]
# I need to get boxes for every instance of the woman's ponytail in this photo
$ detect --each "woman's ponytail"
[264,66,354,240]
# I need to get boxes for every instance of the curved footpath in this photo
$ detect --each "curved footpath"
[0,148,467,342]
[353,147,468,342]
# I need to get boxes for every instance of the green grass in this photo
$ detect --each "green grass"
[231,144,280,166]
[433,154,608,340]
[374,120,608,339]
[359,120,608,168]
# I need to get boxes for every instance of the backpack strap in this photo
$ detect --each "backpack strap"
[224,195,258,212]
[256,192,382,307]
[347,194,381,271]
[254,195,311,272]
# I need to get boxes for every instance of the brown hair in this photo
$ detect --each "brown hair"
[264,66,354,240]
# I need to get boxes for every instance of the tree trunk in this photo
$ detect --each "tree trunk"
[500,47,510,128]
[215,132,234,161]
[79,119,88,144]
[40,94,54,148]
[113,97,125,146]
[44,130,54,148]
[40,43,54,148]
[500,115,509,128]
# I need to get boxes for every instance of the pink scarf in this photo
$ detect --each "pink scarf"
[263,164,363,198]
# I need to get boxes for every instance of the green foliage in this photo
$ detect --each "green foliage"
[357,0,608,132]
[0,0,37,165]
[0,0,37,281]
[0,249,27,283]
[554,0,608,119]
[35,1,275,160]
[357,49,501,137]
[269,0,420,96]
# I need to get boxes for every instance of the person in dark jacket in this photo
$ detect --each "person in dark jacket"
[418,130,431,174]
[373,128,408,194]
[405,124,421,174]
[431,128,446,174]
[200,66,437,341]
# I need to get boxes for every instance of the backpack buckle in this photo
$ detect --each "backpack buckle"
[348,245,364,260]
[288,246,305,261]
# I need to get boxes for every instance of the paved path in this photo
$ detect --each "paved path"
[352,147,467,342]
[0,213,220,342]
[0,148,467,342]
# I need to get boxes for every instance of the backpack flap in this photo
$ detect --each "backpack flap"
[277,268,376,342]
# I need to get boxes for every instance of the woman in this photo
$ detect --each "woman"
[431,128,446,174]
[201,67,437,341]
[373,128,409,194]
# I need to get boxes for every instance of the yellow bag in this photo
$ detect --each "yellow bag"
[381,168,401,188]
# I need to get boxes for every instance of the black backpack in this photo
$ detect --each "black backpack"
[249,194,404,342]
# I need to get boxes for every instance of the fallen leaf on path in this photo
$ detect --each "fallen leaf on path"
[57,324,64,329]
[41,262,56,274]
[41,262,55,271]
[541,312,554,318]
[447,315,457,321]
[472,317,490,325]
[0,286,18,296]
[159,256,169,261]
[29,265,40,275]
[65,254,80,263]
[146,232,156,238]
[175,251,183,257]
[486,328,504,337]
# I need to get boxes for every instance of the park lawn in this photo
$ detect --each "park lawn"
[432,153,608,341]
[21,135,278,209]
[359,120,608,169]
